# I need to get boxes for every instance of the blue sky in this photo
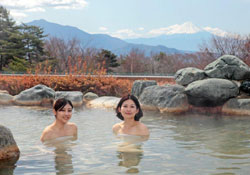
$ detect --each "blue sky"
[1,0,250,39]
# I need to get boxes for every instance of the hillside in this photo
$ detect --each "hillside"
[27,19,182,56]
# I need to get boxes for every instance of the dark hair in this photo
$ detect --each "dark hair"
[116,94,143,121]
[53,98,73,112]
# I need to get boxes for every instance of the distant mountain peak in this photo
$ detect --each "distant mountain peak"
[202,27,228,37]
[174,21,201,34]
[148,22,229,37]
[149,22,202,36]
[30,19,50,24]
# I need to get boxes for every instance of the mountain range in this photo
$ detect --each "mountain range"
[27,20,225,55]
[27,19,182,56]
[125,22,228,51]
[125,31,213,51]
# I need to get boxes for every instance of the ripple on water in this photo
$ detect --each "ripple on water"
[1,106,250,174]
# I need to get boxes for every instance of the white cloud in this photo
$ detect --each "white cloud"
[0,0,87,21]
[137,27,144,31]
[111,29,143,39]
[99,27,108,31]
[54,6,71,9]
[0,0,40,9]
[116,29,133,34]
[9,10,27,19]
[0,0,87,11]
[25,8,46,12]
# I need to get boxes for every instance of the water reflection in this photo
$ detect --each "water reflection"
[168,115,250,155]
[2,106,250,174]
[116,135,148,174]
[43,136,76,175]
[117,151,143,174]
[151,113,250,174]
[0,160,16,175]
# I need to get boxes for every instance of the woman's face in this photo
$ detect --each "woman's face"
[54,103,73,124]
[119,99,138,120]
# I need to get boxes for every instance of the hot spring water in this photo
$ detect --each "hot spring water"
[1,105,250,174]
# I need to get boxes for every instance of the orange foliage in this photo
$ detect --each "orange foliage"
[0,60,133,97]
[0,57,177,96]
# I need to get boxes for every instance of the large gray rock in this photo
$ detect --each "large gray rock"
[0,90,9,94]
[55,91,83,107]
[175,67,206,86]
[204,55,250,80]
[139,84,188,113]
[86,96,120,109]
[185,78,239,107]
[13,84,55,106]
[222,98,250,115]
[131,80,157,98]
[0,92,13,105]
[83,92,99,102]
[0,125,20,163]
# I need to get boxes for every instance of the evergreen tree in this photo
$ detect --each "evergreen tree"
[3,56,29,72]
[20,24,47,64]
[96,49,119,73]
[0,6,24,71]
[0,6,47,72]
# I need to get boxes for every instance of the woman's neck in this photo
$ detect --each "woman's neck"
[53,120,65,130]
[123,118,137,127]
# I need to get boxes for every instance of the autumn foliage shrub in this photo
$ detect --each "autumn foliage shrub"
[0,56,177,96]
[0,60,133,97]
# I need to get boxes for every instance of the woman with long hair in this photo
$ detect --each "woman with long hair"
[40,98,78,142]
[112,94,149,136]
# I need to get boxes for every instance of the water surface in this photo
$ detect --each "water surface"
[1,105,250,175]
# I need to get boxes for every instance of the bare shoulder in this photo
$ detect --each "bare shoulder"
[68,122,77,129]
[40,125,54,142]
[67,122,78,135]
[112,123,122,134]
[42,125,54,134]
[137,122,150,136]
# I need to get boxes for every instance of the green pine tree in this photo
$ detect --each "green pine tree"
[0,6,47,72]
[3,56,29,73]
[0,6,24,71]
[96,49,119,73]
[20,24,47,64]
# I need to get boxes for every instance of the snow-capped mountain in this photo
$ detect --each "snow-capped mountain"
[149,22,227,37]
[203,27,228,37]
[27,19,183,56]
[126,22,229,51]
[149,22,201,35]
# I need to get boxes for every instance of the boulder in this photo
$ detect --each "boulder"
[86,96,120,109]
[222,98,250,115]
[13,84,55,106]
[83,92,99,102]
[0,93,13,105]
[131,80,157,98]
[55,91,83,107]
[0,90,9,94]
[174,67,206,86]
[204,55,250,80]
[185,78,239,107]
[139,84,188,113]
[0,125,20,163]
